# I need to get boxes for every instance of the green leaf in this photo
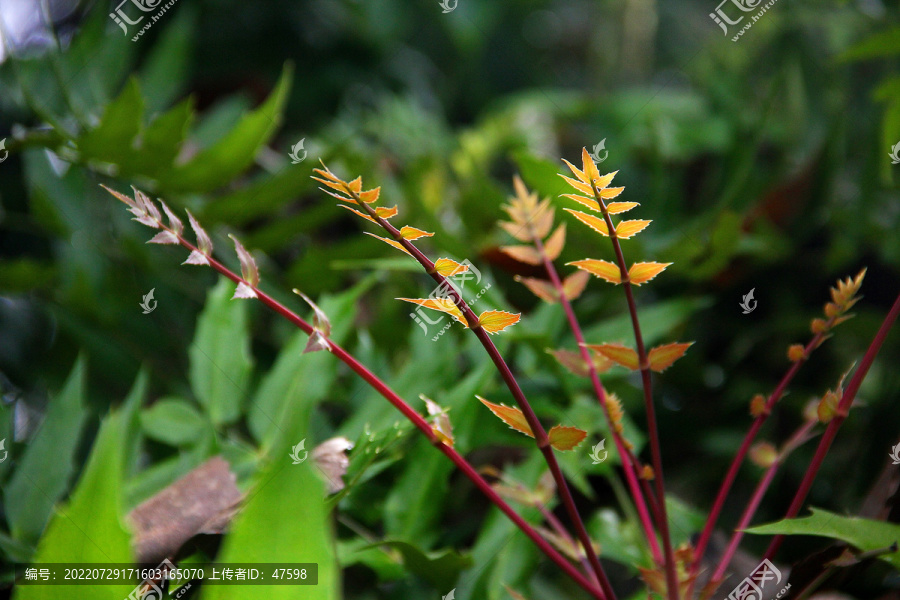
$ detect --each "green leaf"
[839,26,900,62]
[14,411,133,600]
[139,98,195,177]
[189,279,254,427]
[746,507,900,570]
[140,398,209,446]
[78,77,144,164]
[138,5,196,113]
[161,63,294,192]
[362,540,472,591]
[5,357,88,543]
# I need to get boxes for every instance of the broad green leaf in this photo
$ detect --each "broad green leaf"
[745,508,900,569]
[362,541,471,591]
[5,357,88,543]
[139,98,195,177]
[140,398,209,446]
[78,77,144,163]
[840,26,900,62]
[189,279,253,427]
[138,4,196,113]
[161,63,293,192]
[14,411,133,600]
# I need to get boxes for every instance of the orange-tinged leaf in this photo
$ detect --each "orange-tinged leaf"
[358,187,380,203]
[499,220,532,242]
[548,425,588,451]
[628,262,671,286]
[543,223,566,260]
[593,170,618,190]
[345,176,362,193]
[614,219,651,239]
[564,209,609,236]
[606,201,639,214]
[561,193,601,213]
[647,342,693,373]
[500,244,543,265]
[338,204,398,223]
[400,226,434,240]
[477,396,534,437]
[547,348,590,377]
[568,259,622,284]
[558,174,594,196]
[585,343,639,370]
[434,258,469,277]
[478,310,521,334]
[581,147,602,186]
[316,185,356,204]
[364,232,413,256]
[598,187,625,200]
[562,271,590,300]
[561,158,588,184]
[397,297,469,327]
[516,276,558,303]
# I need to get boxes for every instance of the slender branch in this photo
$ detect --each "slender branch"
[532,233,663,565]
[764,291,900,561]
[589,181,679,600]
[345,182,617,600]
[160,223,608,600]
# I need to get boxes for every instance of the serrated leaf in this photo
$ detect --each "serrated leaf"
[364,232,413,256]
[543,223,566,260]
[647,342,693,373]
[139,98,194,176]
[140,398,207,447]
[585,343,639,370]
[358,187,380,203]
[186,208,213,255]
[606,201,639,214]
[580,148,602,184]
[558,174,594,196]
[548,425,588,451]
[598,187,625,200]
[628,262,671,285]
[614,220,651,239]
[400,226,434,240]
[515,276,558,303]
[78,77,144,164]
[568,259,622,284]
[339,204,398,223]
[183,250,209,266]
[499,244,543,265]
[148,231,179,245]
[158,199,184,236]
[499,220,532,242]
[562,270,590,300]
[561,193,601,213]
[294,290,333,353]
[564,209,610,236]
[397,298,468,327]
[478,310,521,334]
[561,158,587,184]
[477,397,533,437]
[434,258,469,277]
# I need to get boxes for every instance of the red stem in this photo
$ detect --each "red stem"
[764,291,900,561]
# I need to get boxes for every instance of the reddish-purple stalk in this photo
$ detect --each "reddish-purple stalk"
[589,181,679,600]
[532,233,663,565]
[120,204,609,600]
[344,181,618,600]
[692,315,847,581]
[763,291,900,561]
[703,419,818,598]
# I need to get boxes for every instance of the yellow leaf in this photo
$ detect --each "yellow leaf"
[400,226,434,240]
[564,209,610,236]
[499,220,532,242]
[316,185,355,204]
[561,270,590,300]
[478,310,521,334]
[568,259,622,284]
[543,223,566,260]
[500,244,543,265]
[561,193,601,213]
[397,297,469,327]
[478,396,534,437]
[647,342,693,373]
[585,343,639,370]
[338,204,398,223]
[558,174,594,196]
[614,219,651,239]
[593,169,619,190]
[516,276,558,304]
[628,262,671,286]
[561,158,588,184]
[606,201,639,214]
[434,258,469,277]
[364,232,413,256]
[532,199,555,240]
[581,147,602,186]
[358,187,380,203]
[548,425,588,451]
[599,187,625,200]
